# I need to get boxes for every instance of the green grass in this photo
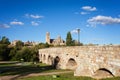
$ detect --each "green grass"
[1,61,120,80]
[0,62,69,76]
[18,73,95,80]
[18,73,120,80]
[0,61,19,66]
[100,77,120,80]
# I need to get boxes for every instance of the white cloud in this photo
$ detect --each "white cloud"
[31,21,39,26]
[10,21,24,25]
[0,24,10,28]
[87,15,120,27]
[30,14,43,19]
[71,28,80,34]
[82,6,97,11]
[80,12,89,15]
[25,14,44,19]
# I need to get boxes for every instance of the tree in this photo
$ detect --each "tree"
[0,44,8,60]
[30,47,39,62]
[15,47,32,61]
[66,31,73,46]
[9,47,17,60]
[15,40,24,50]
[0,36,10,45]
[0,36,10,61]
[38,43,50,49]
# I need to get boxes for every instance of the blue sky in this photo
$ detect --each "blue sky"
[0,0,120,44]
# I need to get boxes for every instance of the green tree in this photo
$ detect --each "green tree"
[9,40,24,61]
[30,47,39,62]
[15,47,32,61]
[66,31,73,46]
[72,40,83,46]
[15,40,24,50]
[9,47,17,60]
[0,36,10,61]
[9,41,48,62]
[45,42,49,48]
[38,43,50,49]
[0,36,10,45]
[0,44,8,60]
[14,46,39,62]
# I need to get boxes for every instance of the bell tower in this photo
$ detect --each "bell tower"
[46,32,50,44]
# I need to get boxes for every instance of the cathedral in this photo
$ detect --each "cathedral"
[46,32,65,46]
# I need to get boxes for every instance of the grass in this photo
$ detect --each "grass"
[0,61,69,76]
[18,73,120,80]
[0,61,120,80]
[0,61,19,66]
[18,73,95,80]
[100,77,120,80]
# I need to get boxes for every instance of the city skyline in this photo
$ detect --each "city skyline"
[0,0,120,44]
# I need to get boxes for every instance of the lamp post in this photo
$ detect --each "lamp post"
[77,29,80,45]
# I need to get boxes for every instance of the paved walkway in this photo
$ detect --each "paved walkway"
[0,71,73,80]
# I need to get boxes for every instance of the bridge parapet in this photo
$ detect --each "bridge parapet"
[39,46,120,78]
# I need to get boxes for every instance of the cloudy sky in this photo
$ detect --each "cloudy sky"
[0,0,120,44]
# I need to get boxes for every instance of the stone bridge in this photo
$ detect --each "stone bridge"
[39,46,120,78]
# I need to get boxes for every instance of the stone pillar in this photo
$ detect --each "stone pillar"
[74,65,92,77]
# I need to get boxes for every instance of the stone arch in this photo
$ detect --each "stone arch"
[40,54,42,58]
[40,54,42,61]
[93,68,114,78]
[43,54,46,61]
[66,58,77,70]
[48,55,53,65]
[53,56,60,69]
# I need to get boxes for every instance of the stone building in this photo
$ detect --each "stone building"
[46,32,65,46]
[11,40,20,46]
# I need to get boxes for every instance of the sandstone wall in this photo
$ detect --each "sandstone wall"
[39,46,120,78]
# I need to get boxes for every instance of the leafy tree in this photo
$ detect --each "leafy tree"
[72,40,83,46]
[45,42,49,48]
[66,31,73,46]
[38,43,50,49]
[13,46,39,62]
[15,47,31,61]
[9,41,49,62]
[0,36,10,61]
[30,47,39,62]
[9,40,24,60]
[15,40,24,50]
[9,47,17,60]
[0,44,11,61]
[0,36,10,45]
[0,44,7,60]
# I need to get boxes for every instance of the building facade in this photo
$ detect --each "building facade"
[46,32,65,46]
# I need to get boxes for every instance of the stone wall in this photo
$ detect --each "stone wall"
[39,46,120,78]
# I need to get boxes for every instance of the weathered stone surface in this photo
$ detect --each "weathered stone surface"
[39,46,120,78]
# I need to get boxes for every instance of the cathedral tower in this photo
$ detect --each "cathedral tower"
[46,32,50,44]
